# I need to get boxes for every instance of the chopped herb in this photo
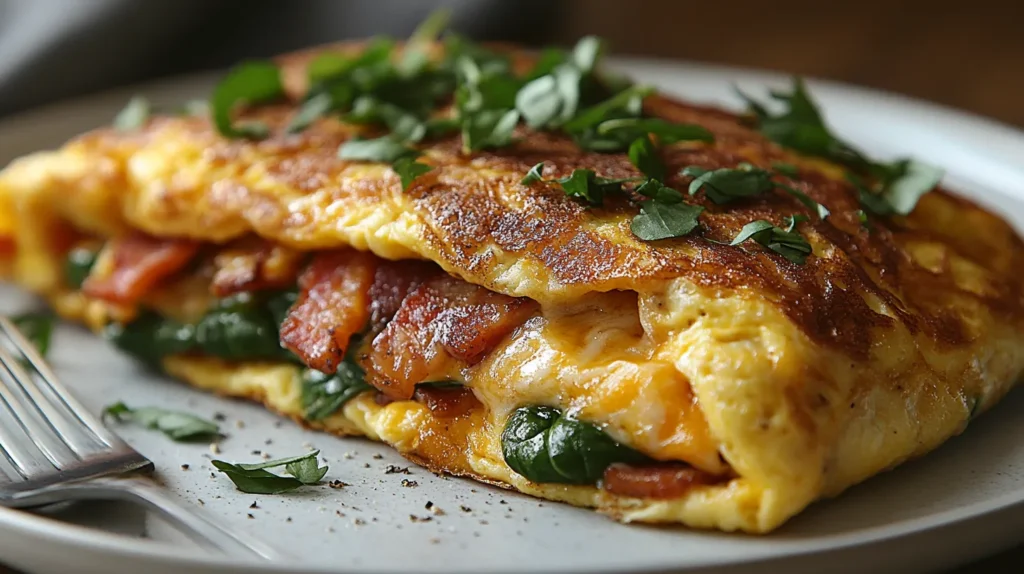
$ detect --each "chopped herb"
[399,8,452,74]
[634,178,683,203]
[307,53,351,85]
[301,363,372,421]
[627,135,665,181]
[64,247,98,289]
[210,61,284,139]
[772,162,800,178]
[102,402,220,442]
[739,78,942,216]
[338,136,418,163]
[555,169,635,205]
[461,109,520,152]
[11,312,54,357]
[631,201,704,241]
[113,96,151,131]
[524,49,567,81]
[737,78,867,167]
[775,182,830,219]
[571,36,604,73]
[726,217,813,264]
[212,450,327,495]
[286,92,333,134]
[597,117,713,144]
[683,163,774,204]
[392,157,434,190]
[520,162,547,185]
[875,159,944,216]
[562,85,652,133]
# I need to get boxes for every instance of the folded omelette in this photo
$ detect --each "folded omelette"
[1,18,1022,533]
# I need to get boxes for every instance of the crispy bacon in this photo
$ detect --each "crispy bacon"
[367,260,440,335]
[414,385,481,418]
[0,236,15,258]
[81,234,199,303]
[366,276,539,399]
[280,250,376,373]
[211,239,304,296]
[601,463,719,499]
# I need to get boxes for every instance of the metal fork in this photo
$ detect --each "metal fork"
[0,316,280,559]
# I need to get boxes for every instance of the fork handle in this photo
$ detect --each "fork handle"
[51,476,284,560]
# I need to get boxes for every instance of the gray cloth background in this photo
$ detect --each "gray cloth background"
[0,0,560,117]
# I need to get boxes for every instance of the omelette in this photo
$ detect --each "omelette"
[1,17,1022,534]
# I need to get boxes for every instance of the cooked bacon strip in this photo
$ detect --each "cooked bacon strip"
[0,236,15,258]
[366,276,539,399]
[414,385,481,418]
[367,260,440,335]
[280,250,376,373]
[211,239,304,296]
[81,234,199,303]
[601,463,720,499]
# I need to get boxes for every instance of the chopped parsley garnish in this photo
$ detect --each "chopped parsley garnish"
[102,402,220,442]
[392,157,434,190]
[212,450,328,495]
[635,178,684,203]
[597,117,713,144]
[338,136,417,163]
[628,135,666,181]
[556,169,635,205]
[210,60,284,139]
[739,78,942,216]
[520,162,640,205]
[286,91,333,134]
[772,162,799,177]
[520,162,547,186]
[726,215,812,264]
[682,163,774,204]
[631,201,704,241]
[113,96,151,131]
[776,182,831,219]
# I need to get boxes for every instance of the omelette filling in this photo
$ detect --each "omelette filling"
[46,231,732,498]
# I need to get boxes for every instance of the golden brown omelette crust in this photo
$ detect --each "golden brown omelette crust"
[49,43,1024,366]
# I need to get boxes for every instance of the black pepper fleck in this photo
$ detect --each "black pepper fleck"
[384,465,411,474]
[249,501,259,509]
[401,479,419,488]
[180,464,190,471]
[460,505,472,513]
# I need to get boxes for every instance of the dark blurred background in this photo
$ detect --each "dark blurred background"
[1,0,1023,129]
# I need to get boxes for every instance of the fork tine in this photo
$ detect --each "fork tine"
[0,345,85,465]
[0,391,55,478]
[0,317,121,448]
[0,337,108,458]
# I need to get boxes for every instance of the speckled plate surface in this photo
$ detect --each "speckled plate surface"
[1,58,1023,574]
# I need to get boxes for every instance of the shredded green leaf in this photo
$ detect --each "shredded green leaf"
[210,61,284,139]
[631,201,704,241]
[212,450,327,494]
[102,402,220,442]
[113,96,151,131]
[683,163,774,205]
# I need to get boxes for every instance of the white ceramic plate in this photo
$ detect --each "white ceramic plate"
[0,57,1023,574]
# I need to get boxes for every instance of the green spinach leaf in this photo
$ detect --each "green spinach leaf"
[301,363,373,421]
[501,406,648,484]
